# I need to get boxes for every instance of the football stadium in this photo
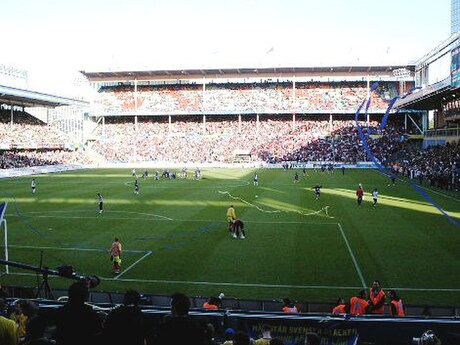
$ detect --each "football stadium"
[0,1,460,344]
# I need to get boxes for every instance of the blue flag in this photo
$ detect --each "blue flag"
[0,201,7,223]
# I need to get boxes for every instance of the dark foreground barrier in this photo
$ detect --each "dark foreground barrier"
[34,299,460,345]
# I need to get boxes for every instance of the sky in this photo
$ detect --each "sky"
[0,0,452,96]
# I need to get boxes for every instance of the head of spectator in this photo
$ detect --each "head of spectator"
[24,315,48,341]
[170,293,191,316]
[19,300,38,319]
[304,332,321,345]
[123,289,141,306]
[358,289,367,299]
[371,280,382,292]
[234,331,250,345]
[224,328,236,342]
[68,281,89,305]
[388,289,399,301]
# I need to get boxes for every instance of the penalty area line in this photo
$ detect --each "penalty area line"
[114,251,152,280]
[338,223,367,288]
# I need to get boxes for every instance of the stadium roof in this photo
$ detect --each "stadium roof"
[81,65,416,82]
[395,78,456,110]
[0,84,89,108]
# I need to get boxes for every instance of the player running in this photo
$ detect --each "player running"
[314,184,322,200]
[97,193,104,213]
[134,180,139,195]
[372,188,378,206]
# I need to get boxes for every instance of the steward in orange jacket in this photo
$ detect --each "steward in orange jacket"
[350,290,369,315]
[389,290,405,316]
[369,280,386,314]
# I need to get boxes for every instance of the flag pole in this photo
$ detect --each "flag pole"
[1,219,8,274]
[0,202,8,274]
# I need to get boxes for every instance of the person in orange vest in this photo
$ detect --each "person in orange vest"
[369,280,386,314]
[110,237,122,275]
[202,296,220,310]
[332,297,348,315]
[388,290,405,316]
[282,298,299,313]
[350,289,369,315]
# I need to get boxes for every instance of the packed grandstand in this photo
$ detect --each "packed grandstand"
[1,77,458,191]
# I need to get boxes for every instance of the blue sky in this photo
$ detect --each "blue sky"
[0,0,451,94]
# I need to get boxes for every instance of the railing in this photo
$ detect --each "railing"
[424,128,460,137]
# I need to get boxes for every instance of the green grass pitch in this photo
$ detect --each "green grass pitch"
[0,168,459,306]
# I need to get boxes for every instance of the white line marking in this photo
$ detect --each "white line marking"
[24,210,173,221]
[338,223,366,288]
[218,190,334,218]
[115,251,152,280]
[5,272,460,292]
[10,212,337,225]
[110,211,173,220]
[1,244,146,254]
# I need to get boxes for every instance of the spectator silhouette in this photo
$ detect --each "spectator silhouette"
[154,293,205,345]
[22,316,55,345]
[54,282,102,345]
[102,289,146,345]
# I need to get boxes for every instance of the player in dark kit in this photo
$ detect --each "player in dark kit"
[134,180,139,195]
[232,219,246,239]
[314,185,322,200]
[97,193,104,213]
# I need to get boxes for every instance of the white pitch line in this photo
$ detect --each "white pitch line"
[218,190,334,218]
[114,251,152,280]
[24,210,173,221]
[338,223,367,288]
[110,211,173,220]
[9,212,337,225]
[5,272,460,292]
[1,244,147,254]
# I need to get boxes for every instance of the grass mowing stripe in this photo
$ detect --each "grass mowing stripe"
[338,223,366,288]
[9,212,338,225]
[2,244,147,254]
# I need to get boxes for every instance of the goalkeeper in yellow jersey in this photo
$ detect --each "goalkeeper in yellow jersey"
[226,205,236,237]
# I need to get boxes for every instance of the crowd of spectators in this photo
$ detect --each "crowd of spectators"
[0,149,94,169]
[0,109,95,168]
[0,283,307,345]
[90,116,404,164]
[96,81,399,115]
[0,105,458,193]
[388,140,460,191]
[91,116,369,163]
[0,111,68,150]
